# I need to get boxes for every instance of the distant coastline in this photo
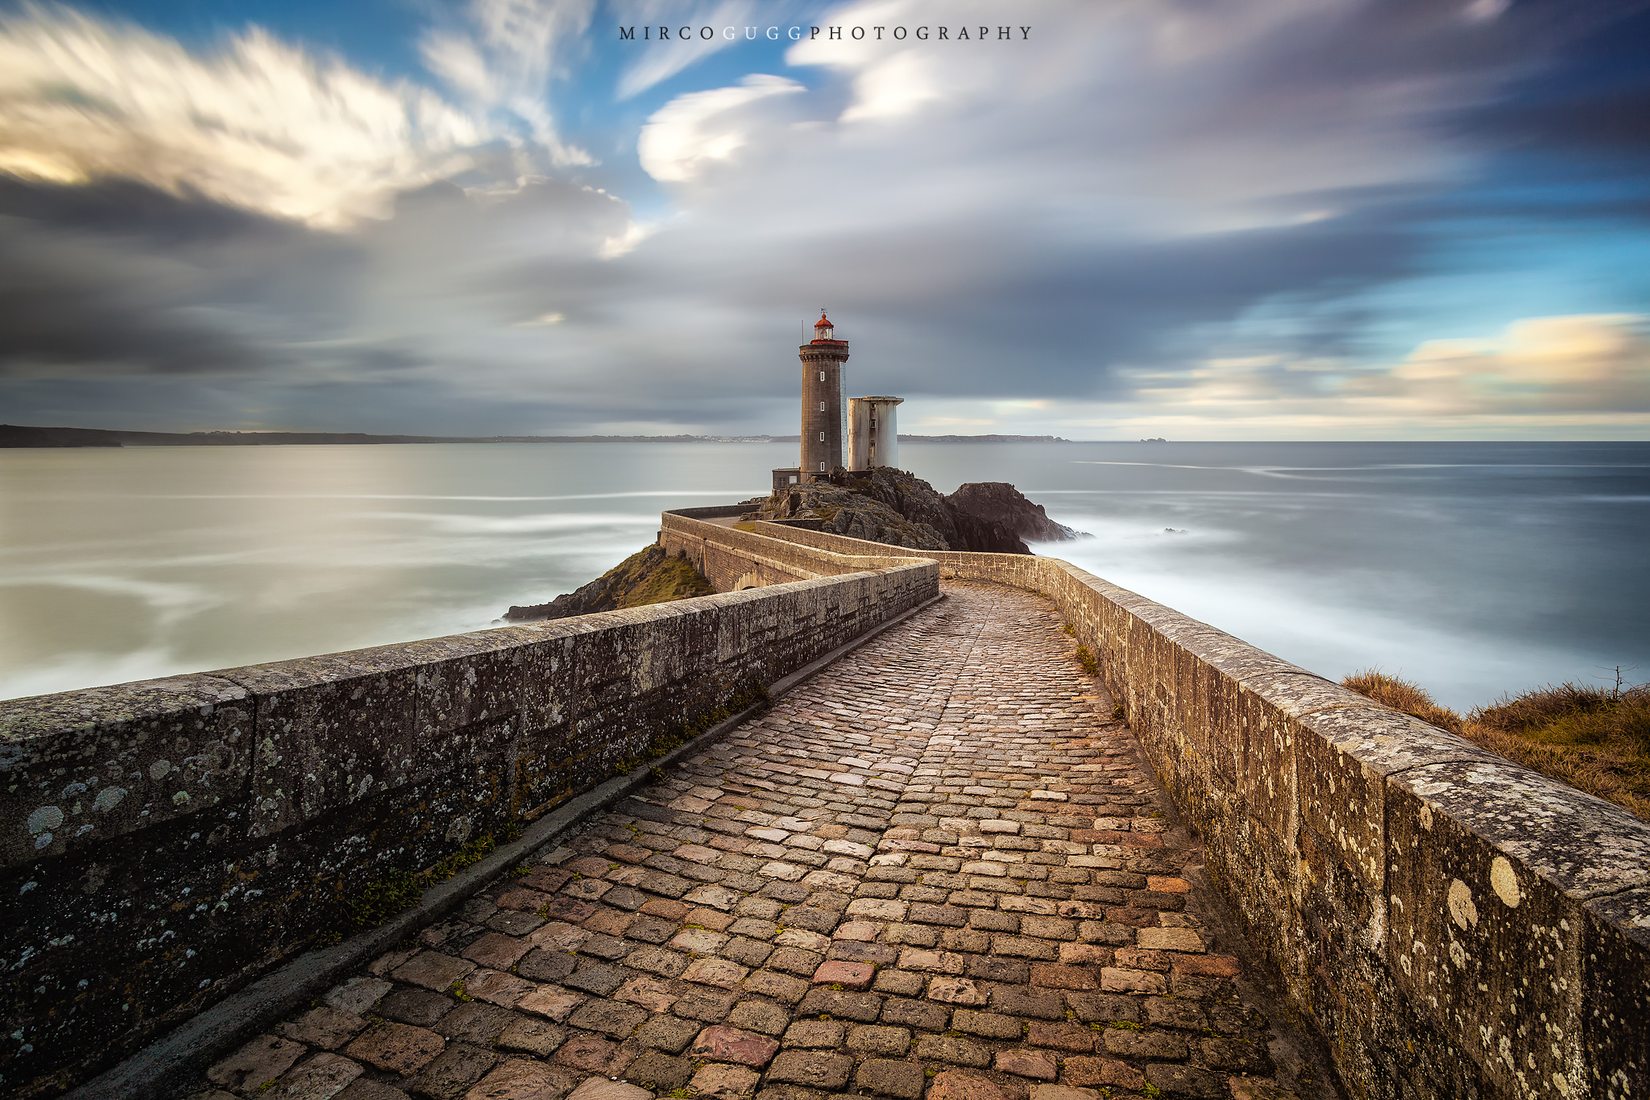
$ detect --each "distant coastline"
[0,424,1075,448]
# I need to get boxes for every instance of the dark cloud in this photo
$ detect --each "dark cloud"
[1472,84,1650,170]
[0,176,344,376]
[1440,4,1650,189]
[0,175,290,245]
[0,0,1646,435]
[590,197,1423,409]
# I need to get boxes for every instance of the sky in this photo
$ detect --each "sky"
[0,0,1648,440]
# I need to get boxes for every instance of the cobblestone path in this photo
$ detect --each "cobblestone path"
[192,583,1325,1100]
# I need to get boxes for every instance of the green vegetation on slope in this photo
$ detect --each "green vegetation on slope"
[503,543,714,621]
[1342,670,1650,820]
[607,546,716,609]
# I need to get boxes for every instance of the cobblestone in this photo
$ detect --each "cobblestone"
[186,584,1318,1100]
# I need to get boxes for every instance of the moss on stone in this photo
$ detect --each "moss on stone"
[342,826,520,932]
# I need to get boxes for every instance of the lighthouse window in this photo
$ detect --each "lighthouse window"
[819,461,826,472]
[819,401,825,412]
[819,371,825,382]
[819,431,825,442]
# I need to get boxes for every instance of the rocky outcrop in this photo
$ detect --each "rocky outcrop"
[503,544,714,621]
[947,481,1081,542]
[504,471,1081,621]
[760,474,955,551]
[755,468,1083,554]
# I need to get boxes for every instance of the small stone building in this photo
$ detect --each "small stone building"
[847,396,902,471]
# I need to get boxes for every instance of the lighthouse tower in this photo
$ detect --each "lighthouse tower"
[799,310,849,481]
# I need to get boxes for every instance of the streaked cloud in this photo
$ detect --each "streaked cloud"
[0,4,489,227]
[613,0,768,99]
[637,74,805,183]
[1380,314,1650,414]
[1111,314,1650,436]
[418,0,597,168]
[0,0,1646,438]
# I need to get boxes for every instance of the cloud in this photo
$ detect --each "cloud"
[613,0,769,99]
[0,177,303,375]
[0,4,500,227]
[0,0,1646,438]
[1380,314,1650,414]
[418,0,596,168]
[4,173,600,386]
[637,74,805,183]
[1109,314,1650,436]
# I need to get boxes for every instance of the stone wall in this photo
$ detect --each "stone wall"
[0,558,937,1097]
[721,519,1650,1099]
[659,511,923,591]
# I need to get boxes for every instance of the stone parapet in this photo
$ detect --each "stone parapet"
[738,518,1650,1099]
[6,502,1645,1099]
[0,547,937,1096]
[659,510,923,591]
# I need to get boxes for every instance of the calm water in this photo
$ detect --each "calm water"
[1,441,1646,708]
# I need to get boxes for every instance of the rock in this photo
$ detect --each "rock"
[505,468,1081,621]
[503,543,713,621]
[207,1035,306,1093]
[691,1064,762,1098]
[467,1059,576,1100]
[761,473,953,550]
[855,1059,926,1099]
[928,1070,1009,1100]
[811,959,876,988]
[767,1050,854,1089]
[947,481,1081,542]
[566,1079,651,1100]
[343,1021,445,1075]
[754,467,1076,554]
[687,1025,780,1066]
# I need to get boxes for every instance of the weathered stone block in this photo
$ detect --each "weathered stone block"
[406,629,540,738]
[0,674,251,865]
[1383,760,1650,1097]
[1296,702,1501,891]
[1581,885,1650,1097]
[232,651,420,836]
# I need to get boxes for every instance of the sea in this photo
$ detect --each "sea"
[1,440,1646,709]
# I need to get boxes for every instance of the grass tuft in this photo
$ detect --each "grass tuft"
[1340,670,1463,733]
[1342,670,1650,820]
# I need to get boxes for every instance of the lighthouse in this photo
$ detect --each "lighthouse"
[799,310,849,481]
[771,309,903,493]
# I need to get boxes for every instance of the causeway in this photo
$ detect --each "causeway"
[188,584,1327,1100]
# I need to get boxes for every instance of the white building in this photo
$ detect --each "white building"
[847,396,902,472]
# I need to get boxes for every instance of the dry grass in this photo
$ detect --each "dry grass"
[1340,670,1650,821]
[1340,670,1464,733]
